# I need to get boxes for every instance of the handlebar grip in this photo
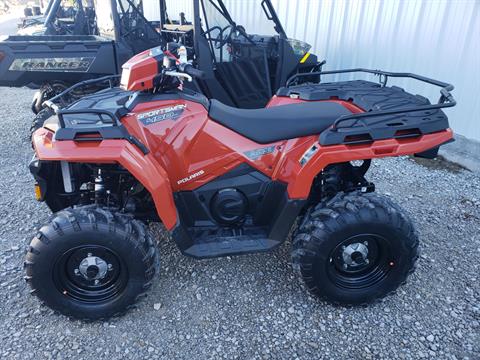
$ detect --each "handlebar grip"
[43,100,59,113]
[182,65,206,80]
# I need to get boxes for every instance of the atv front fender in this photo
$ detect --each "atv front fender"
[32,128,177,229]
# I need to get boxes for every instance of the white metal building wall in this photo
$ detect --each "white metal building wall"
[226,0,480,141]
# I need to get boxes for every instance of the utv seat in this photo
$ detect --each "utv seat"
[208,99,353,144]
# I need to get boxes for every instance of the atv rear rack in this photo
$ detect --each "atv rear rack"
[42,75,149,155]
[283,68,456,145]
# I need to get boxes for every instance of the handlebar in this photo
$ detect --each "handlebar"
[180,64,206,80]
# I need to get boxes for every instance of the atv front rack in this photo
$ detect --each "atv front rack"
[282,68,456,145]
[43,75,120,117]
[42,75,149,155]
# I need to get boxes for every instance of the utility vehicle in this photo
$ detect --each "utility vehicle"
[0,0,321,122]
[26,39,456,319]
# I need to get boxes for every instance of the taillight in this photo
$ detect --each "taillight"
[0,52,5,63]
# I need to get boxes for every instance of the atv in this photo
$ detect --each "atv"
[27,42,456,320]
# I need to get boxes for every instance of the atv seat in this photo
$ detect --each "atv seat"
[208,99,352,144]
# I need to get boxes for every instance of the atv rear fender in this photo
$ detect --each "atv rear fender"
[32,128,178,229]
[280,129,454,199]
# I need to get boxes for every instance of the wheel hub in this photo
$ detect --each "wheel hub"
[342,242,369,268]
[77,254,109,281]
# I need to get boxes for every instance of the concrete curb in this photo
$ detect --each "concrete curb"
[439,134,480,173]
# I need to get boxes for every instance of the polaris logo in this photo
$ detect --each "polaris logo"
[177,170,205,185]
[9,57,94,72]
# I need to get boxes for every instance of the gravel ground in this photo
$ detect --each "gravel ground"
[0,87,479,360]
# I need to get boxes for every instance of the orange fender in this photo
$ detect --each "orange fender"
[32,129,178,230]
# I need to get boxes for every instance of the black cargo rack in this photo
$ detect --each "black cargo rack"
[283,69,456,145]
[43,75,121,124]
[42,75,149,155]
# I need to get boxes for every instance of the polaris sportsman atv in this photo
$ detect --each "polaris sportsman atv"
[27,42,456,320]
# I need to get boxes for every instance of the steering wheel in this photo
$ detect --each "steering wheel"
[214,25,235,49]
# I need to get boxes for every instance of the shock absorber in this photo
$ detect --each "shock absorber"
[94,169,105,205]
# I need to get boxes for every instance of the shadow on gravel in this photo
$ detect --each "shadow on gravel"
[409,155,469,173]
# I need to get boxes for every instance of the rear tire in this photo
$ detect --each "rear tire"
[292,191,418,305]
[24,206,159,320]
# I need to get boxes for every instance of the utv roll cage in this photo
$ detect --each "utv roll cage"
[156,0,323,108]
[41,0,97,35]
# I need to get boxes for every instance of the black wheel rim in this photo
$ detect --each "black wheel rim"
[327,234,394,290]
[53,245,128,303]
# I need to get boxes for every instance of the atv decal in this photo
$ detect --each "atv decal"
[177,170,205,185]
[244,146,276,160]
[9,57,95,72]
[138,104,187,126]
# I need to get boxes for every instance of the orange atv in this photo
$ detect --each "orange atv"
[27,43,456,320]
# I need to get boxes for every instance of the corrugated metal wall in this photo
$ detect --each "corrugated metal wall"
[227,0,480,141]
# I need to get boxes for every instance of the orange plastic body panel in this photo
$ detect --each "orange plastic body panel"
[120,50,159,91]
[32,95,453,230]
[32,128,178,229]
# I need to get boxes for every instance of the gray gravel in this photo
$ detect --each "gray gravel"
[0,87,479,360]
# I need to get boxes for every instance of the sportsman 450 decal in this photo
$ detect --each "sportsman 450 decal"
[138,104,187,125]
[9,57,95,72]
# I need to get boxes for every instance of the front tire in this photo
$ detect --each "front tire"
[24,207,158,320]
[292,191,418,305]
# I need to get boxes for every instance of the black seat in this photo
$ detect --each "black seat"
[208,99,353,144]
